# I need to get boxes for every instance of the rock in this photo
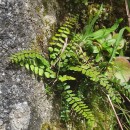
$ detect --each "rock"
[0,0,65,130]
[9,102,30,130]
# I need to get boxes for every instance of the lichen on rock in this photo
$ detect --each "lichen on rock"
[9,102,30,130]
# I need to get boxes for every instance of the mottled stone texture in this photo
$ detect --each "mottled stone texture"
[0,0,63,130]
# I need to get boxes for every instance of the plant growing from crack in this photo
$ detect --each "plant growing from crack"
[10,8,130,129]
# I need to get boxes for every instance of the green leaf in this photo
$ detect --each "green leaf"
[45,72,50,78]
[95,53,102,62]
[49,42,55,45]
[50,73,56,78]
[31,52,36,58]
[92,46,99,53]
[30,65,35,71]
[109,27,130,62]
[50,53,56,59]
[66,21,72,25]
[60,27,66,30]
[58,29,64,33]
[39,68,44,76]
[63,24,72,28]
[64,30,70,34]
[36,53,42,59]
[66,90,73,94]
[25,63,29,70]
[69,66,81,72]
[39,65,45,69]
[110,57,130,83]
[61,33,68,38]
[13,58,18,63]
[34,67,39,74]
[72,103,77,109]
[74,106,81,111]
[41,58,50,67]
[59,38,64,43]
[52,36,58,41]
[66,97,72,102]
[56,43,62,48]
[19,61,24,66]
[82,69,86,74]
[107,39,116,46]
[69,99,75,104]
[46,69,56,78]
[54,48,59,52]
[58,75,76,82]
[25,53,29,58]
[61,54,66,60]
[73,97,81,102]
[17,56,22,61]
[90,19,122,40]
[48,47,53,52]
[78,110,83,114]
[81,65,90,70]
[64,85,70,90]
[29,52,35,58]
[55,33,61,37]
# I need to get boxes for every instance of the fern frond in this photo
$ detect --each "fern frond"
[62,83,95,127]
[49,15,79,66]
[10,50,56,78]
[69,65,121,103]
[10,50,49,65]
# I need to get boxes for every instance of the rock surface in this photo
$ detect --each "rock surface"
[0,0,65,130]
[9,102,30,130]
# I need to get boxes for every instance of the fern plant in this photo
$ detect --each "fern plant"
[10,11,130,130]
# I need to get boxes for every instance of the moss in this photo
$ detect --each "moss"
[41,122,88,130]
[35,1,48,17]
[35,6,41,13]
[41,123,50,130]
[31,34,44,53]
[41,123,66,130]
[90,94,116,130]
[42,0,48,15]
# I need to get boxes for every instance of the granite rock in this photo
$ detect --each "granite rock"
[0,0,64,130]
